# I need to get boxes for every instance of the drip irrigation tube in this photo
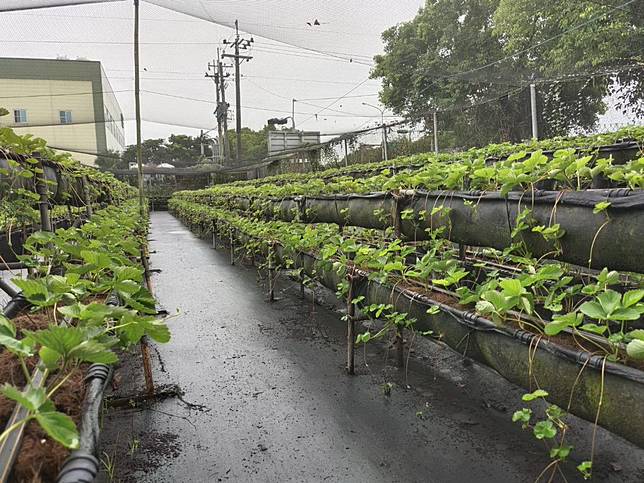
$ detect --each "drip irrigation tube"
[56,364,112,483]
[178,212,644,449]
[0,279,18,298]
[1,292,28,319]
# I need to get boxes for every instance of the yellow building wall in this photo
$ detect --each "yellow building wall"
[0,78,98,165]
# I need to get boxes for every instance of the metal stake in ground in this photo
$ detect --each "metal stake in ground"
[230,228,235,265]
[140,244,156,398]
[212,220,217,249]
[267,241,275,302]
[346,268,357,375]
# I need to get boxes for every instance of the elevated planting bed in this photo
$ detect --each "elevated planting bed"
[171,200,644,447]
[225,188,644,273]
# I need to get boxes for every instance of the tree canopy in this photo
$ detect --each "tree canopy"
[372,0,643,147]
[96,126,272,171]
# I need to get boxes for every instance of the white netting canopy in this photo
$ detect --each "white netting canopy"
[0,0,424,149]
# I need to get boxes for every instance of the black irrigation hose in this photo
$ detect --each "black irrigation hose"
[1,292,28,319]
[199,212,644,384]
[56,364,112,483]
[0,279,18,299]
[392,283,644,385]
[0,262,29,271]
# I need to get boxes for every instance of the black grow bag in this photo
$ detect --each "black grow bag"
[0,157,88,207]
[0,219,72,264]
[403,189,644,272]
[286,248,644,449]
[239,189,644,273]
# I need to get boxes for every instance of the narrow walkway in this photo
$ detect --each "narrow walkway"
[99,212,643,482]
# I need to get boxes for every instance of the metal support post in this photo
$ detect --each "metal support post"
[230,228,235,265]
[267,242,275,302]
[530,83,539,140]
[343,138,349,167]
[433,111,439,153]
[346,269,356,375]
[382,124,389,161]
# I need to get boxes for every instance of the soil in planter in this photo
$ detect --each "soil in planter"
[392,279,644,371]
[0,309,88,482]
[10,368,85,483]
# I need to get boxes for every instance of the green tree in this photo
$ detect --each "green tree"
[164,134,202,168]
[94,150,125,170]
[372,0,643,147]
[226,126,269,162]
[121,138,168,167]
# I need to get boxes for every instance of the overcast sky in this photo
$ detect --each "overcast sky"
[0,0,636,153]
[0,0,428,149]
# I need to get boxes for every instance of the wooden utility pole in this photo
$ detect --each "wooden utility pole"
[218,59,231,164]
[222,20,253,163]
[206,51,225,162]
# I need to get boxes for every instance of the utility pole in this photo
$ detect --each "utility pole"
[433,111,439,153]
[205,56,223,161]
[530,82,538,140]
[222,20,253,163]
[206,50,230,163]
[292,98,296,129]
[218,59,230,164]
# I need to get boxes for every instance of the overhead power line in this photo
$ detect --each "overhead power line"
[299,77,373,126]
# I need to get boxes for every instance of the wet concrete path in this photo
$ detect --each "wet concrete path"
[98,212,644,482]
